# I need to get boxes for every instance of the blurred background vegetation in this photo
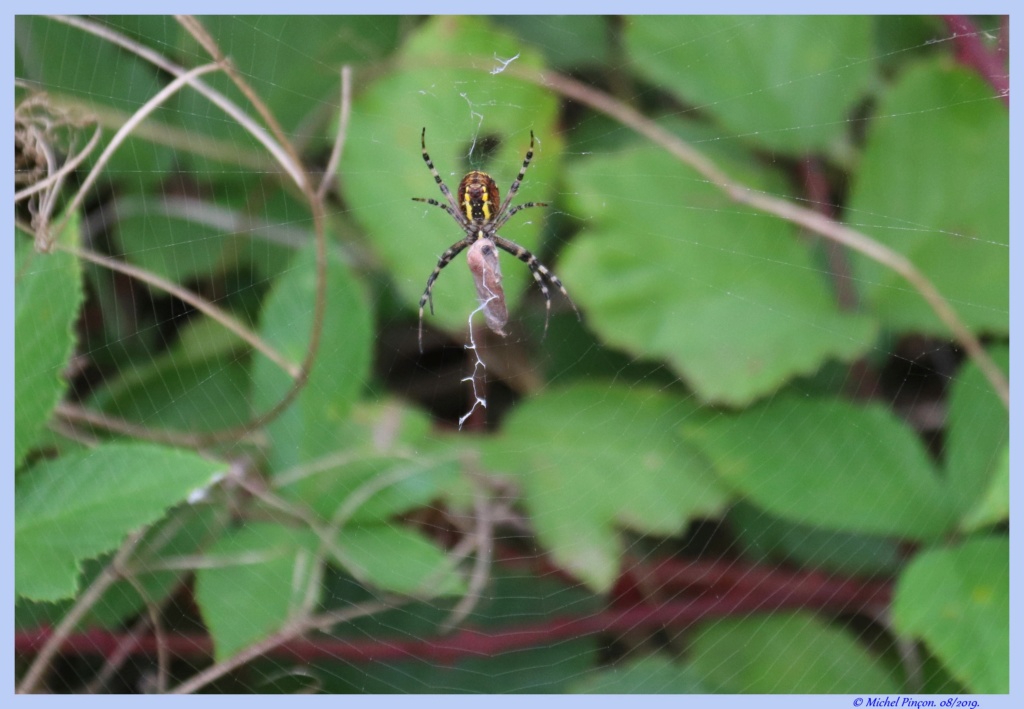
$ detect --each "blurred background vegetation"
[15,15,1008,694]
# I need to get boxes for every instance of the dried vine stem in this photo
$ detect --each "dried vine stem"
[32,94,273,171]
[122,575,171,694]
[54,402,216,448]
[317,65,353,201]
[83,614,155,693]
[168,598,399,695]
[526,68,1009,410]
[14,120,101,204]
[21,62,303,446]
[440,474,495,633]
[46,15,336,444]
[15,88,102,252]
[64,244,299,378]
[61,62,220,220]
[51,15,305,187]
[17,530,147,694]
[174,14,330,439]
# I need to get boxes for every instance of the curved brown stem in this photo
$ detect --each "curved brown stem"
[527,68,1008,410]
[47,15,334,445]
[17,530,147,694]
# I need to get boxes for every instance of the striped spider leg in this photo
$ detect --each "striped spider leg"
[411,128,579,351]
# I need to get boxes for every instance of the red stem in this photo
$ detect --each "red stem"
[16,556,890,667]
[797,157,858,311]
[941,15,1009,106]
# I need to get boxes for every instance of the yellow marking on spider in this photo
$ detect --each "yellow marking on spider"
[482,192,492,221]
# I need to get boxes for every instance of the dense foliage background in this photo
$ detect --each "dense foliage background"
[15,15,1008,694]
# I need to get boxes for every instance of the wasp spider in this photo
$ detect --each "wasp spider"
[412,128,579,350]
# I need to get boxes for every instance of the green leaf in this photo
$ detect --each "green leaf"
[689,611,901,692]
[571,656,708,693]
[848,60,1008,335]
[94,357,251,433]
[252,239,372,472]
[959,445,1008,532]
[945,347,1008,517]
[16,597,71,632]
[85,504,229,629]
[334,525,465,597]
[195,523,322,662]
[624,16,875,155]
[482,383,727,591]
[729,501,904,578]
[15,217,84,468]
[918,647,970,694]
[88,314,254,432]
[682,395,957,539]
[560,137,876,406]
[15,443,226,601]
[342,16,561,337]
[278,402,461,527]
[874,17,946,71]
[892,537,1008,693]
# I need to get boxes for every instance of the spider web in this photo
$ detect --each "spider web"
[12,13,1012,698]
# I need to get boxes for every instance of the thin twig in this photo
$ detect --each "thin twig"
[54,402,213,448]
[122,575,170,694]
[83,508,221,692]
[83,614,152,693]
[47,416,101,448]
[175,16,309,193]
[272,450,371,489]
[17,530,147,694]
[440,476,494,633]
[326,461,464,594]
[317,65,353,202]
[106,195,310,250]
[173,15,330,444]
[268,410,435,489]
[233,476,352,574]
[328,463,438,533]
[48,15,332,444]
[167,598,398,694]
[251,460,450,591]
[51,15,305,189]
[61,243,300,378]
[529,68,1009,410]
[61,62,221,221]
[40,94,274,171]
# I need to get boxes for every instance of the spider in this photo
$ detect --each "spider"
[412,128,579,350]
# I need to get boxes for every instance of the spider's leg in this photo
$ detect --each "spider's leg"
[493,201,548,231]
[420,127,464,218]
[494,236,581,338]
[418,238,472,352]
[497,130,537,215]
[412,196,461,222]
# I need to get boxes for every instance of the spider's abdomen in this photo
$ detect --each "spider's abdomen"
[457,171,501,224]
